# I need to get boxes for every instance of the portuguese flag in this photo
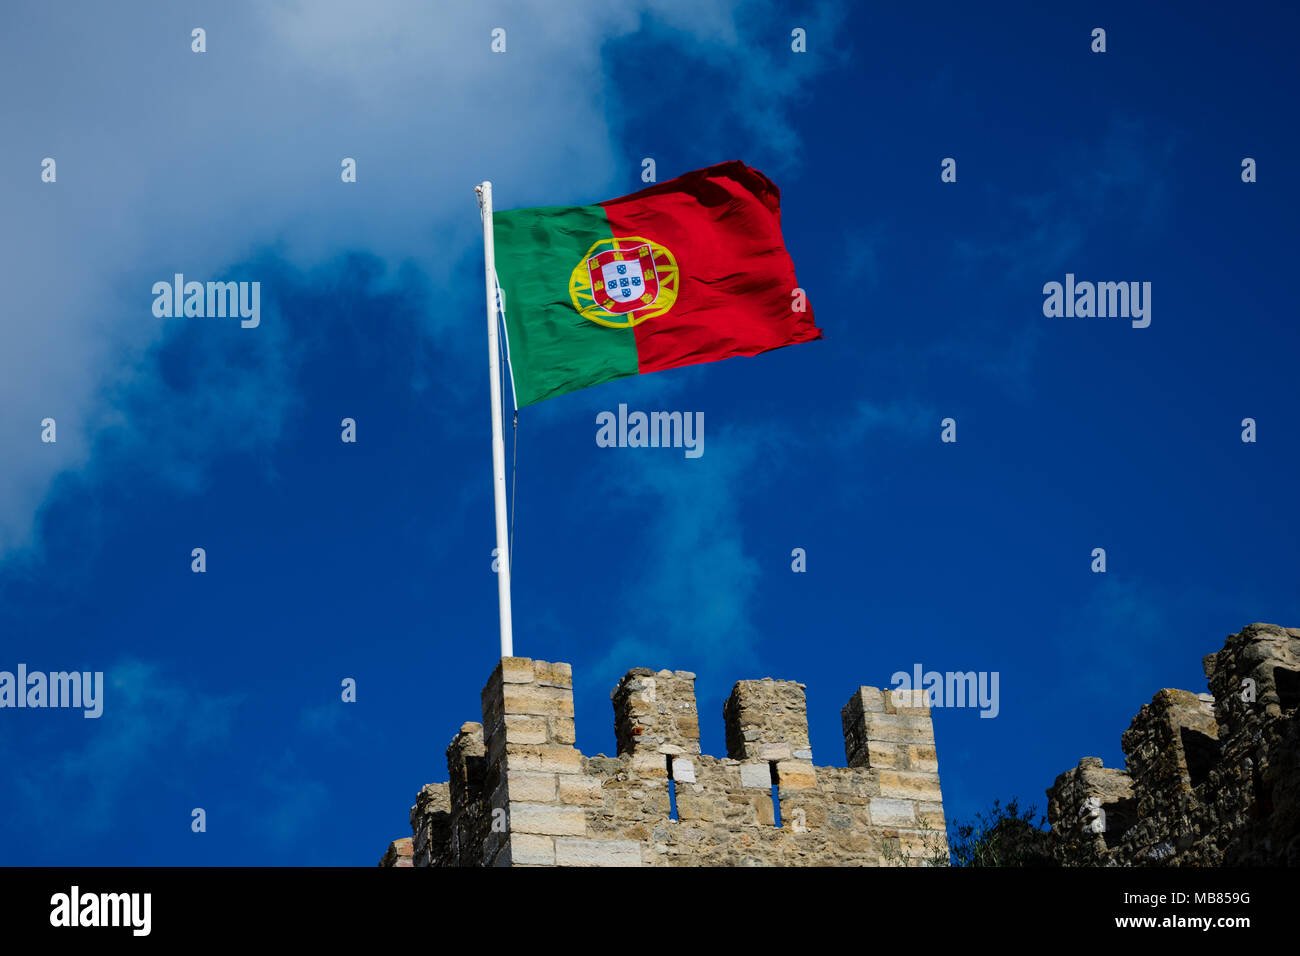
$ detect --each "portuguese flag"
[493,161,822,407]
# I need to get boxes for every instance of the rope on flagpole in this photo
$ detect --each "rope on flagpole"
[495,300,519,575]
[510,411,517,573]
[491,269,519,573]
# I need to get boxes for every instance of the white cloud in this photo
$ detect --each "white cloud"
[0,0,838,558]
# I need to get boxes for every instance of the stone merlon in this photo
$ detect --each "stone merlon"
[381,657,948,866]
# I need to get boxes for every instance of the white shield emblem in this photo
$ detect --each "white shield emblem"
[600,259,644,303]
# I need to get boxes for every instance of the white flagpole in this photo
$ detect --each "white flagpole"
[475,181,514,658]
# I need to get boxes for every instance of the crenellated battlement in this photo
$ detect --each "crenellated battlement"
[382,657,949,867]
[1046,622,1300,866]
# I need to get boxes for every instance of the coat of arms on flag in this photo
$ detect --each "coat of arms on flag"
[589,243,658,313]
[569,236,680,328]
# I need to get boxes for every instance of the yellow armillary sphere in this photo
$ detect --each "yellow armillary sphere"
[569,235,680,328]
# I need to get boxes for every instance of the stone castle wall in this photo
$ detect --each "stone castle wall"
[1046,622,1300,865]
[381,658,949,867]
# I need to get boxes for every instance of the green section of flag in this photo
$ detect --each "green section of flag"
[494,205,640,406]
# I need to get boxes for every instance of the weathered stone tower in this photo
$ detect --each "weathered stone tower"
[1046,622,1300,865]
[379,658,948,866]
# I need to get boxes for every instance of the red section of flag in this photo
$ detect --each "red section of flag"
[599,161,822,375]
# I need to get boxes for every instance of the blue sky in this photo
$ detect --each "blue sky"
[1,0,1297,864]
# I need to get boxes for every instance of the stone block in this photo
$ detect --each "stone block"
[509,802,588,836]
[558,775,604,806]
[870,797,917,827]
[887,688,931,712]
[499,657,536,685]
[739,763,773,790]
[775,760,818,790]
[509,833,555,866]
[554,838,643,867]
[865,741,900,769]
[877,770,943,801]
[505,770,557,803]
[500,683,575,719]
[862,713,935,745]
[500,745,584,775]
[502,714,548,745]
[630,751,670,777]
[533,660,572,688]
